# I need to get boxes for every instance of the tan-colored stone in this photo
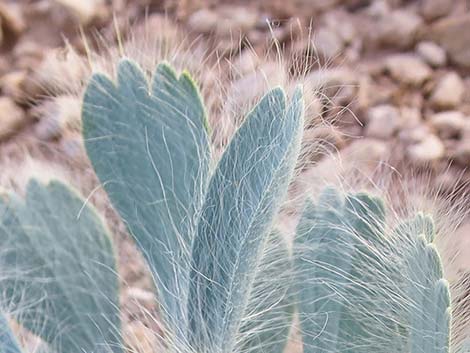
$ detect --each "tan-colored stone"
[430,72,465,110]
[429,15,470,69]
[0,2,26,38]
[0,97,26,140]
[429,111,465,139]
[0,71,27,102]
[407,134,445,164]
[385,54,432,86]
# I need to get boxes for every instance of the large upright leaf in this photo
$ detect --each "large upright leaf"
[0,180,120,353]
[82,59,211,331]
[188,87,304,353]
[0,314,22,353]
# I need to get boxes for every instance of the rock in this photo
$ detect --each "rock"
[420,0,452,21]
[452,140,470,165]
[289,0,341,14]
[187,8,218,34]
[301,125,345,162]
[323,10,356,44]
[12,40,44,70]
[125,287,155,309]
[340,138,389,171]
[123,321,158,353]
[0,2,26,40]
[0,18,3,47]
[60,132,85,160]
[314,27,344,59]
[407,134,445,164]
[216,6,258,36]
[296,138,389,198]
[232,50,261,75]
[225,61,287,116]
[0,70,27,102]
[385,54,432,86]
[188,6,257,37]
[0,57,8,77]
[0,97,26,140]
[32,95,81,140]
[375,9,423,48]
[365,104,401,139]
[400,107,422,128]
[399,125,432,144]
[34,47,86,95]
[429,111,465,139]
[54,0,106,25]
[367,0,390,18]
[429,72,465,110]
[304,67,357,92]
[429,15,470,69]
[416,41,446,67]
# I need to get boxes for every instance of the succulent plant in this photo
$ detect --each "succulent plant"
[82,59,303,352]
[0,60,460,353]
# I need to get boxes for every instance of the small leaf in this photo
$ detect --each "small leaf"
[406,224,451,353]
[188,87,304,352]
[82,59,211,332]
[0,180,121,353]
[295,190,401,353]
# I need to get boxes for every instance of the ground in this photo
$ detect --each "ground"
[0,0,469,351]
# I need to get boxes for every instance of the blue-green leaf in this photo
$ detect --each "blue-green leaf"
[0,180,120,353]
[188,87,304,352]
[82,59,211,332]
[295,189,397,353]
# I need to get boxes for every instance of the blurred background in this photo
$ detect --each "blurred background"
[1,0,470,188]
[0,0,469,350]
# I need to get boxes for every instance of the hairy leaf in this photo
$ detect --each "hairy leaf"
[403,215,451,353]
[83,59,210,332]
[0,180,120,353]
[188,87,303,352]
[296,189,451,353]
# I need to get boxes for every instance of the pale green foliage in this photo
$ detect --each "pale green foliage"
[295,188,451,353]
[0,59,459,353]
[83,60,211,335]
[83,59,303,353]
[188,87,303,353]
[0,180,121,353]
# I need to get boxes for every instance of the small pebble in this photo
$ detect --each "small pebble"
[385,54,432,86]
[0,97,27,140]
[429,72,465,110]
[187,9,218,34]
[429,111,465,139]
[365,104,401,139]
[375,9,422,48]
[416,41,446,68]
[420,0,452,21]
[314,27,344,59]
[407,134,445,164]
